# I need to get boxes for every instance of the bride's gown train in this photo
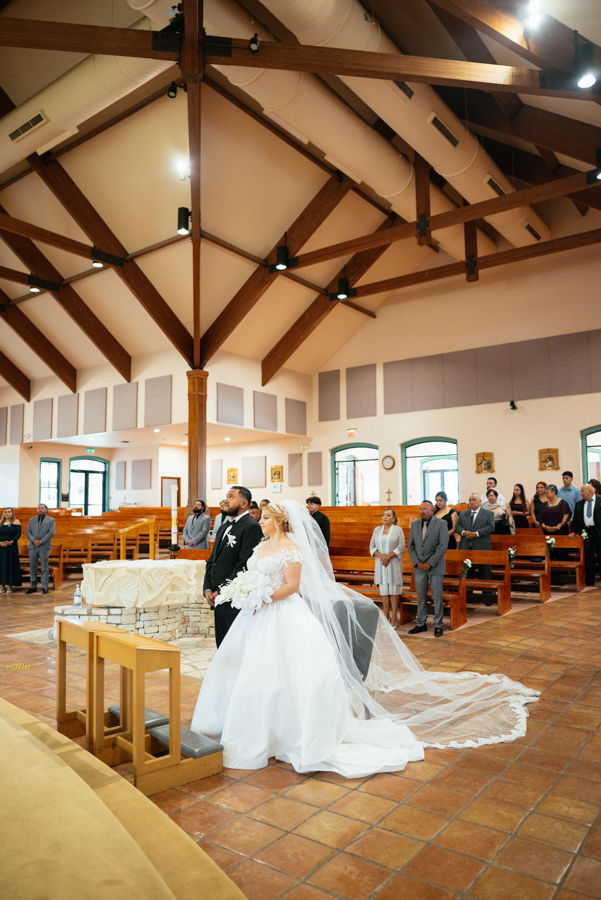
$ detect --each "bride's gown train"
[191,531,539,779]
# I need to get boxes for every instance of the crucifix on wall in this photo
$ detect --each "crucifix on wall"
[385,489,393,502]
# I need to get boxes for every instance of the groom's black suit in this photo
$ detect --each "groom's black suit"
[204,511,263,646]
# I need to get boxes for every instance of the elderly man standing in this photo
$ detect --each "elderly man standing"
[456,492,496,604]
[26,503,55,594]
[570,484,601,585]
[408,501,449,636]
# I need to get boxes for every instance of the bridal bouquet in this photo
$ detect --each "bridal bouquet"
[215,570,273,613]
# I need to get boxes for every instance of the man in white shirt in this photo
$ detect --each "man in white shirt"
[570,484,601,585]
[481,477,506,507]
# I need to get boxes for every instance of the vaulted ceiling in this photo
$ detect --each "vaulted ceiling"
[0,0,600,401]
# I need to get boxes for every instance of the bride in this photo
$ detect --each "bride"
[191,500,538,778]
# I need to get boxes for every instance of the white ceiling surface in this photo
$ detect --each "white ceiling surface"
[0,315,54,379]
[0,1,598,386]
[47,420,301,449]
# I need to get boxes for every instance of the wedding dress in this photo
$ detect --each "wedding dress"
[191,501,538,778]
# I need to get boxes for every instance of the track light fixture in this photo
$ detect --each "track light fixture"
[92,261,104,268]
[329,272,357,302]
[29,286,40,293]
[586,148,601,184]
[249,33,260,52]
[177,207,191,235]
[510,400,517,411]
[575,35,601,89]
[167,81,187,99]
[268,234,298,273]
[523,0,542,33]
[28,274,61,293]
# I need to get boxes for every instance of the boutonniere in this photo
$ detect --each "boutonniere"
[227,532,237,548]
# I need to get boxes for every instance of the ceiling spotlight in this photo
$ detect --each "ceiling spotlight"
[523,0,541,32]
[330,276,357,302]
[167,81,178,99]
[92,260,104,268]
[268,235,298,273]
[182,441,188,446]
[586,147,601,184]
[224,437,230,441]
[154,428,161,433]
[29,286,40,293]
[177,207,191,235]
[249,33,260,52]
[577,40,601,90]
[509,400,517,411]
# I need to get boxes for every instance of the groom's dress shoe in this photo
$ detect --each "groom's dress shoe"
[408,624,427,634]
[434,626,443,637]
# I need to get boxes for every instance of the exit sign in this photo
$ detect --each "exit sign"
[86,448,95,454]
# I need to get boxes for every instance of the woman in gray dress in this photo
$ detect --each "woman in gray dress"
[369,508,405,628]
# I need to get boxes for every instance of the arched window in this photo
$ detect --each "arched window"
[69,456,109,515]
[401,438,458,504]
[582,426,601,482]
[331,443,379,506]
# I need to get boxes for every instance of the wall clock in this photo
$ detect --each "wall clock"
[382,455,395,470]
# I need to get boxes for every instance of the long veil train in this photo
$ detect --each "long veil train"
[283,499,538,749]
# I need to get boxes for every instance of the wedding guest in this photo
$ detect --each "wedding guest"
[589,478,601,496]
[0,508,22,594]
[249,501,261,521]
[434,491,458,545]
[480,477,506,507]
[259,499,269,509]
[510,484,531,529]
[183,500,211,549]
[530,482,547,528]
[211,500,229,538]
[570,484,601,585]
[306,496,330,546]
[369,508,405,628]
[26,503,55,594]
[539,484,571,535]
[483,489,515,535]
[407,501,449,636]
[557,471,581,520]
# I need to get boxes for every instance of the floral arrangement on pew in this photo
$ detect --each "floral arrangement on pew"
[581,530,589,543]
[545,536,556,553]
[459,559,472,579]
[215,569,273,614]
[508,546,517,569]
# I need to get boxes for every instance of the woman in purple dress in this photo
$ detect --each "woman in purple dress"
[539,484,571,562]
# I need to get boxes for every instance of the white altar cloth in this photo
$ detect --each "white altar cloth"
[81,559,206,609]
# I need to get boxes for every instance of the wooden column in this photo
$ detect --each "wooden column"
[187,368,208,511]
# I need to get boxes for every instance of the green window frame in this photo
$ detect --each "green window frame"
[401,436,458,504]
[68,455,110,513]
[330,442,379,506]
[39,457,62,508]
[581,425,601,483]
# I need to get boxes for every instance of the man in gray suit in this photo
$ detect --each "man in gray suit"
[455,492,496,603]
[183,500,211,549]
[26,503,56,594]
[408,501,449,636]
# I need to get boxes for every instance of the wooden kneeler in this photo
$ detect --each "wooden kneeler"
[92,630,223,796]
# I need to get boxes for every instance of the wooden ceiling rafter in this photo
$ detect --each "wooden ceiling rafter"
[0,285,77,393]
[0,346,30,401]
[261,218,394,384]
[27,155,194,364]
[0,211,124,268]
[200,173,354,365]
[0,215,132,383]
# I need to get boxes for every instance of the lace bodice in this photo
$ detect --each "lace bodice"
[248,544,303,591]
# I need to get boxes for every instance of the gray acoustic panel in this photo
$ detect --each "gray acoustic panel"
[286,398,307,435]
[217,383,244,426]
[241,455,266,488]
[83,388,107,435]
[132,459,151,490]
[33,398,52,442]
[144,375,172,427]
[57,393,78,438]
[511,338,550,401]
[307,451,322,486]
[113,382,138,431]
[589,329,601,393]
[0,407,6,446]
[549,332,591,398]
[346,364,377,419]
[210,458,222,491]
[288,453,302,487]
[253,391,277,431]
[443,350,478,409]
[9,404,23,445]
[318,370,340,421]
[383,359,413,414]
[476,344,513,405]
[115,460,126,491]
[412,354,444,411]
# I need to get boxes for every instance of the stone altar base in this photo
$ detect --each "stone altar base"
[54,596,215,642]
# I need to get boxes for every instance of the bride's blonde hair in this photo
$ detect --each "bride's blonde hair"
[263,503,291,534]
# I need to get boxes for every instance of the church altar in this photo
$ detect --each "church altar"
[81,558,205,609]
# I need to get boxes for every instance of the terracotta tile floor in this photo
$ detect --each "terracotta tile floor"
[2,581,601,899]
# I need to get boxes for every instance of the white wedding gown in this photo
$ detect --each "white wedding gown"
[191,546,425,776]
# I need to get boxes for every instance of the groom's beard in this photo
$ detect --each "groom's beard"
[225,501,242,517]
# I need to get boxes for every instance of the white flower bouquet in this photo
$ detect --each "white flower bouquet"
[459,558,472,578]
[545,536,556,552]
[508,546,517,569]
[215,569,273,613]
[581,529,589,543]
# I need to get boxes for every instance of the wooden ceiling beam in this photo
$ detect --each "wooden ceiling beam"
[261,219,393,384]
[205,39,601,102]
[182,0,202,369]
[426,0,593,74]
[27,155,193,364]
[0,286,77,392]
[352,226,601,301]
[200,173,353,365]
[0,211,124,268]
[0,19,178,60]
[292,171,599,269]
[0,217,132,382]
[0,346,30,401]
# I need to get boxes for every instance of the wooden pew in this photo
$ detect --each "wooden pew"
[330,556,379,599]
[490,535,551,602]
[400,557,467,630]
[19,541,64,590]
[444,549,512,615]
[177,548,211,560]
[548,534,585,591]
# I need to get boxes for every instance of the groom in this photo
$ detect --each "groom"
[203,485,263,646]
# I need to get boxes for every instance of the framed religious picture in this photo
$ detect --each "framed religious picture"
[539,448,560,471]
[271,465,284,483]
[226,467,238,484]
[475,452,494,474]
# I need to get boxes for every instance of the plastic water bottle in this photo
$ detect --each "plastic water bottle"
[74,585,82,607]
